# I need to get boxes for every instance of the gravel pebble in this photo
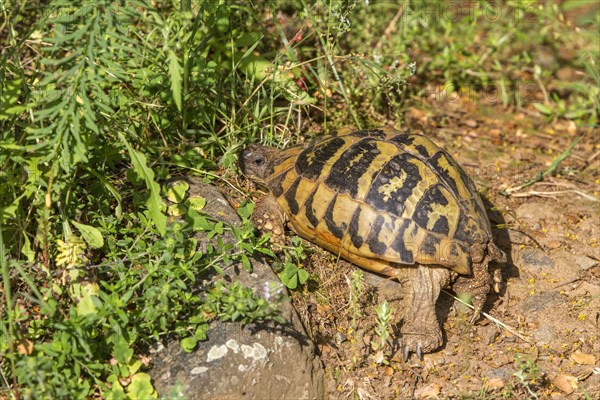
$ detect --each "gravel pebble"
[520,248,555,270]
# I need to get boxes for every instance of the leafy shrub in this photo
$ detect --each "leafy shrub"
[1,0,596,397]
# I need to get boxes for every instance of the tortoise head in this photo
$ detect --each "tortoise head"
[238,144,278,182]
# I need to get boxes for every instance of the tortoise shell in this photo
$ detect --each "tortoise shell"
[243,127,495,277]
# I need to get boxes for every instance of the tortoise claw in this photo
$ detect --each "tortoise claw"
[401,342,424,361]
[403,345,410,362]
[492,269,503,293]
[416,342,423,361]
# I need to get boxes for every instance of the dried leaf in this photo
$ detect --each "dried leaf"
[316,304,332,315]
[571,351,597,365]
[546,240,561,249]
[414,383,441,399]
[484,377,505,390]
[16,339,34,355]
[552,373,577,394]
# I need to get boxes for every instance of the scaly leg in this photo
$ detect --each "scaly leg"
[399,265,451,360]
[252,195,287,248]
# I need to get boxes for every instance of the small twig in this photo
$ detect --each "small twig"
[443,290,535,345]
[577,367,600,382]
[502,137,581,196]
[533,71,550,105]
[510,189,598,202]
[553,277,583,289]
[374,5,406,51]
[587,149,600,163]
[409,368,423,399]
[464,69,501,79]
[182,167,247,197]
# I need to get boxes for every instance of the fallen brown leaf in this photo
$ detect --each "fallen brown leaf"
[465,119,478,128]
[546,240,562,249]
[414,383,441,399]
[319,344,332,355]
[16,339,34,355]
[552,373,577,394]
[316,303,331,315]
[570,350,597,365]
[407,108,427,123]
[484,377,505,391]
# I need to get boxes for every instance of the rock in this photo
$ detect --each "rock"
[507,229,526,244]
[188,179,239,255]
[484,366,513,382]
[519,248,555,271]
[150,180,325,399]
[364,271,403,302]
[574,255,598,270]
[533,325,557,345]
[519,291,562,317]
[515,203,559,226]
[571,282,600,298]
[547,251,589,282]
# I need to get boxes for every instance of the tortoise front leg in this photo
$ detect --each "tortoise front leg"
[252,194,287,247]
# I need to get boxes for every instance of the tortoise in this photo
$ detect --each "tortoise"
[239,127,506,359]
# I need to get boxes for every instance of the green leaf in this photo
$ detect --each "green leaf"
[286,274,298,290]
[281,264,298,289]
[235,32,262,47]
[168,50,183,112]
[119,134,167,235]
[0,142,23,150]
[533,103,553,115]
[180,337,197,352]
[188,196,206,211]
[194,323,208,341]
[128,360,142,376]
[21,234,35,262]
[239,55,272,81]
[241,254,251,271]
[105,376,126,400]
[166,180,189,203]
[126,373,157,399]
[88,169,123,219]
[113,340,134,365]
[0,75,23,120]
[167,204,187,216]
[297,269,309,285]
[236,202,254,219]
[0,203,18,220]
[72,220,104,249]
[73,282,100,316]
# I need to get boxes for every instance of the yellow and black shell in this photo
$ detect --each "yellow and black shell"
[255,127,493,277]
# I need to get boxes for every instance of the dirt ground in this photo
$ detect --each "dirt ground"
[282,98,599,399]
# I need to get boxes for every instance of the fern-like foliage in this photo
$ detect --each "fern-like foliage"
[28,1,143,170]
